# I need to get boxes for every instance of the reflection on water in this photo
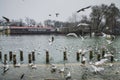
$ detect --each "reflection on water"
[0,35,120,64]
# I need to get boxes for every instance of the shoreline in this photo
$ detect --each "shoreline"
[0,61,120,80]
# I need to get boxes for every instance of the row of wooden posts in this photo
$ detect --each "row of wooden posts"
[0,49,114,66]
[0,51,35,66]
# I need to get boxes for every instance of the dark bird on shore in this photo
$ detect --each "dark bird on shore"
[51,36,54,42]
[55,13,59,17]
[3,67,9,73]
[2,64,9,74]
[20,73,25,79]
[77,6,91,13]
[2,16,10,22]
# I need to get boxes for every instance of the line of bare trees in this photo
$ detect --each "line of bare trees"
[63,3,120,35]
[0,3,120,34]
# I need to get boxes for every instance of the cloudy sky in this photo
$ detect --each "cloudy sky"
[0,0,120,23]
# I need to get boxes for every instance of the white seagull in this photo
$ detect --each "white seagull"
[95,59,108,66]
[51,64,57,72]
[90,65,104,73]
[59,67,65,73]
[65,71,71,79]
[31,64,37,69]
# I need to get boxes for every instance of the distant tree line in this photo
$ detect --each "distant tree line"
[0,17,43,27]
[90,3,120,34]
[63,3,120,35]
[0,17,64,28]
[0,3,120,34]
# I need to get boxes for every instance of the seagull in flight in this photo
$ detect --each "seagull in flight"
[55,13,59,17]
[2,16,10,22]
[49,14,51,16]
[77,6,91,13]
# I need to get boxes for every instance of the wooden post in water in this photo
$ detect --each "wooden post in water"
[97,53,101,61]
[76,52,80,61]
[0,51,2,60]
[28,54,32,64]
[81,53,84,63]
[32,51,35,61]
[89,50,93,61]
[111,55,114,63]
[102,48,105,58]
[20,50,23,61]
[9,51,12,61]
[52,36,54,42]
[63,51,67,60]
[4,54,7,61]
[13,54,17,66]
[4,54,7,65]
[81,54,85,64]
[46,50,49,63]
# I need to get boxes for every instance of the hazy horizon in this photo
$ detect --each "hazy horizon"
[0,0,120,23]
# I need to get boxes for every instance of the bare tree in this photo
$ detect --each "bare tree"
[44,19,53,26]
[25,17,36,26]
[90,3,120,34]
[37,22,43,27]
[104,3,120,33]
[80,15,89,23]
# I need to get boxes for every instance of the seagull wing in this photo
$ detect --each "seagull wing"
[84,6,91,9]
[2,16,10,22]
[77,9,84,13]
[77,6,91,13]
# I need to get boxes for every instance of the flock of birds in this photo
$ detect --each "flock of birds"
[0,3,119,79]
[1,60,72,80]
[0,7,118,79]
[47,32,117,80]
[66,32,115,44]
[0,32,117,80]
[51,33,115,78]
[48,44,116,80]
